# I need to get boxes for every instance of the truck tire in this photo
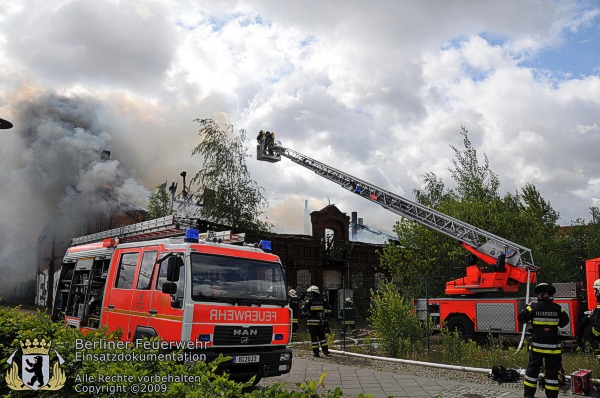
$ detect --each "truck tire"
[445,315,475,340]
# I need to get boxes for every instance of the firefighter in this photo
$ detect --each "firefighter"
[256,130,265,143]
[341,297,357,336]
[264,131,274,155]
[288,289,301,338]
[301,285,332,357]
[589,279,600,360]
[518,282,569,398]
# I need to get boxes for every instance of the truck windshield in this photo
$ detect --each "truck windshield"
[190,253,287,305]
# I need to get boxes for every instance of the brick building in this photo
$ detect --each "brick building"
[260,204,387,314]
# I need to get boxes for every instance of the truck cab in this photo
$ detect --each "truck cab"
[52,218,292,383]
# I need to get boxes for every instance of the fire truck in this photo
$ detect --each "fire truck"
[52,215,292,384]
[256,133,600,342]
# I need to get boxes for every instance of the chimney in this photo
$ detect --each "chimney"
[351,212,358,240]
[304,200,311,235]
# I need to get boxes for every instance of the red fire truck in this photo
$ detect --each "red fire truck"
[52,215,292,384]
[257,133,600,342]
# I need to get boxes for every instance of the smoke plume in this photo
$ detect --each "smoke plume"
[0,91,150,272]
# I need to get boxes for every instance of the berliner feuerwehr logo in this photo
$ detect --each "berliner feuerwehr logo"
[5,338,65,391]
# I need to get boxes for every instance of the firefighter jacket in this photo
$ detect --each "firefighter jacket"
[517,298,569,354]
[289,296,301,321]
[589,304,600,358]
[341,302,357,324]
[301,293,332,327]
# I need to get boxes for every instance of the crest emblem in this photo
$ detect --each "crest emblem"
[5,338,66,391]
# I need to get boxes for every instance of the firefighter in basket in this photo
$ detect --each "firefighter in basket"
[301,285,332,357]
[518,282,569,398]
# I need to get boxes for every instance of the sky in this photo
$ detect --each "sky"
[1,0,600,263]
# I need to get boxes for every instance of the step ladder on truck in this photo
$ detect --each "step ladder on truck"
[52,215,292,385]
[257,132,600,343]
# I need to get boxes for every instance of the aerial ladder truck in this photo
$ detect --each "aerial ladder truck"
[257,133,598,341]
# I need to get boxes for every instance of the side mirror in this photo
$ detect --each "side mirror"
[161,282,178,295]
[166,256,183,282]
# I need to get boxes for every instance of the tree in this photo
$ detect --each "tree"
[146,184,171,219]
[380,126,563,288]
[190,119,271,236]
[369,282,422,358]
[554,206,600,278]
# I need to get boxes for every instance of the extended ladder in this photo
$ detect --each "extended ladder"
[71,215,245,246]
[262,141,536,271]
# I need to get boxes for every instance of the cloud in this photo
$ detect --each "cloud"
[0,0,599,264]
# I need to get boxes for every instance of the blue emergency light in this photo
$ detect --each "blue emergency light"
[259,240,272,251]
[354,186,363,194]
[184,228,199,243]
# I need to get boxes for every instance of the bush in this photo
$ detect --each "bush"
[368,282,422,358]
[0,306,370,398]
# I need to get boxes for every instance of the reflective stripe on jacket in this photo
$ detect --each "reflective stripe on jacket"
[517,299,569,354]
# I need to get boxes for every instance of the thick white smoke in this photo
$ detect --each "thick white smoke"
[0,91,150,271]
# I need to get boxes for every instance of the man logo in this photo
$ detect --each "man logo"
[241,337,249,344]
[5,338,66,391]
[233,328,258,336]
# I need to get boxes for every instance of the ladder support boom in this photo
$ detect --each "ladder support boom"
[263,140,537,273]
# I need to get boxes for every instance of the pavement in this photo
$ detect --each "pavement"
[257,350,573,398]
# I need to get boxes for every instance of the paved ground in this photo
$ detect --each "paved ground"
[257,350,576,398]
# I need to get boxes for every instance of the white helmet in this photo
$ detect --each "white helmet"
[307,285,320,294]
[593,279,600,291]
[288,289,297,297]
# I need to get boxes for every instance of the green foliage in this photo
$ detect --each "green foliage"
[146,184,172,219]
[448,126,500,202]
[1,307,376,398]
[0,307,249,397]
[437,327,482,365]
[553,207,600,277]
[380,126,564,285]
[190,119,271,236]
[368,282,422,358]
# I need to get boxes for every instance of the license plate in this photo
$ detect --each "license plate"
[233,355,259,363]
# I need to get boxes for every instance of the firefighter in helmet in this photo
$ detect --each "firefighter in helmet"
[341,297,357,336]
[288,289,301,338]
[518,282,569,398]
[589,279,600,360]
[301,285,332,357]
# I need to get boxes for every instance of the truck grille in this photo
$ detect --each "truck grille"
[213,325,273,345]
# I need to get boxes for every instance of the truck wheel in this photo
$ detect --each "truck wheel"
[445,316,475,340]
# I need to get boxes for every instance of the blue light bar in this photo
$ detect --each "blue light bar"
[354,186,362,193]
[184,228,199,243]
[260,240,272,251]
